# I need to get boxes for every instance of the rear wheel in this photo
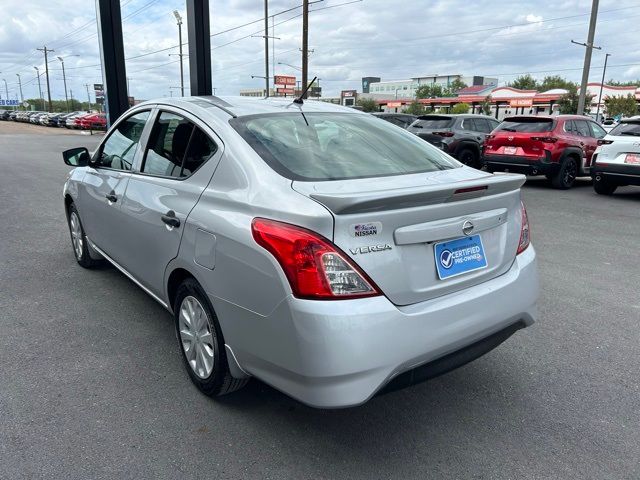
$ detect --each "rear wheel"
[593,178,617,195]
[174,278,248,396]
[458,148,480,168]
[551,156,578,189]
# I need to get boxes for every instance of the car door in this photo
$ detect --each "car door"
[118,108,222,297]
[574,119,597,167]
[77,110,151,260]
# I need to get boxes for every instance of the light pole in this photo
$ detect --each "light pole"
[173,10,184,97]
[34,67,44,110]
[85,84,92,111]
[2,78,8,104]
[16,73,24,109]
[57,56,69,112]
[595,53,611,123]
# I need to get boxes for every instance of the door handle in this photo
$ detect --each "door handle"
[161,210,180,228]
[105,193,117,203]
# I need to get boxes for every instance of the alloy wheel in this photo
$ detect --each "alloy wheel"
[179,295,215,379]
[563,159,577,186]
[69,212,83,260]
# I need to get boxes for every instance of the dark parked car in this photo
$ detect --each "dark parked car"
[0,109,10,120]
[407,114,499,167]
[483,115,606,189]
[371,112,417,129]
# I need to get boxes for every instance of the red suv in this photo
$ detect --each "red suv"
[482,115,607,189]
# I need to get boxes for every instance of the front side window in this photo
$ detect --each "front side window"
[141,111,217,178]
[574,120,591,137]
[589,122,607,139]
[96,110,150,170]
[230,112,459,181]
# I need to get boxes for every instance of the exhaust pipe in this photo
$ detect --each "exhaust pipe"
[595,175,601,181]
[531,169,538,175]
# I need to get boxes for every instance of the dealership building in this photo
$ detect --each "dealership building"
[366,74,498,99]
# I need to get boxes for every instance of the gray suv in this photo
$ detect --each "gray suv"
[62,96,538,408]
[407,114,500,168]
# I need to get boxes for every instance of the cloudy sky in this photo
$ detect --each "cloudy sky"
[1,0,639,104]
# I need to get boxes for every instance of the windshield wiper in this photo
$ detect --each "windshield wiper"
[500,128,517,132]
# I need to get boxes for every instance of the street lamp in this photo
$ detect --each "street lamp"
[15,74,24,109]
[2,78,8,104]
[277,62,302,72]
[173,10,184,97]
[596,53,611,123]
[57,56,69,112]
[34,67,44,110]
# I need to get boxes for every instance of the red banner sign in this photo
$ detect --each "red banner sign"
[277,87,295,94]
[509,98,534,107]
[387,101,402,108]
[275,75,296,86]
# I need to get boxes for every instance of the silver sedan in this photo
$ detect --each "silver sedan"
[62,96,538,408]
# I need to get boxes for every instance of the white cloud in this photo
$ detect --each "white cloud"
[0,0,638,102]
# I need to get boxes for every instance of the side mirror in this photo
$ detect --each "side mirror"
[63,147,90,167]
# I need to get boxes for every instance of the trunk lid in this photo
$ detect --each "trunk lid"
[293,168,526,306]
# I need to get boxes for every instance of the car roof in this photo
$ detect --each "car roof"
[137,95,365,118]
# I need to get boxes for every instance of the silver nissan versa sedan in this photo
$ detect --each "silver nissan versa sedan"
[62,96,538,408]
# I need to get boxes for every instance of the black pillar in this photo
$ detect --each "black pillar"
[186,0,212,96]
[96,0,129,127]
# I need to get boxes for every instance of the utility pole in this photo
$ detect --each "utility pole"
[56,57,70,112]
[264,0,269,97]
[572,0,600,115]
[16,73,24,109]
[84,84,92,111]
[173,10,185,96]
[595,53,611,123]
[37,46,54,112]
[301,0,309,98]
[34,67,44,110]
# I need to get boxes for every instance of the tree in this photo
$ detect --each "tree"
[480,96,493,116]
[448,78,468,94]
[509,74,538,91]
[606,79,640,87]
[604,94,638,118]
[416,84,444,99]
[539,75,576,91]
[356,97,378,113]
[557,85,594,114]
[404,101,425,116]
[451,103,470,114]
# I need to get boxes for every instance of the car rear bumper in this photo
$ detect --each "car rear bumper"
[483,153,557,175]
[591,163,640,185]
[214,246,538,408]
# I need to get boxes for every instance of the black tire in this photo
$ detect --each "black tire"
[174,278,248,396]
[457,147,480,168]
[551,156,579,189]
[67,203,101,268]
[593,178,617,195]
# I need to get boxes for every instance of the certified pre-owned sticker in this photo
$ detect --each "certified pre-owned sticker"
[350,222,382,238]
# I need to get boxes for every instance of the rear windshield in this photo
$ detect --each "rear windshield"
[410,117,454,129]
[497,118,554,133]
[230,112,459,181]
[609,121,640,136]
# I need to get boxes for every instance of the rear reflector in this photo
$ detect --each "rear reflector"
[530,136,558,143]
[251,218,381,300]
[454,185,488,195]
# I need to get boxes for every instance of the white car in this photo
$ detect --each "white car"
[591,116,640,195]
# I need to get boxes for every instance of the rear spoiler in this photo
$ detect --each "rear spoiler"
[310,174,526,215]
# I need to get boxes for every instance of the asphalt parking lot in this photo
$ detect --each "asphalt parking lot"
[1,124,639,479]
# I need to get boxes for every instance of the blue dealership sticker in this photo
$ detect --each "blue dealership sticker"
[434,235,488,280]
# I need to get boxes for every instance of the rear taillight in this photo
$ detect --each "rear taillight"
[433,131,454,137]
[485,134,495,140]
[597,139,614,145]
[251,218,381,300]
[530,136,558,143]
[517,201,530,255]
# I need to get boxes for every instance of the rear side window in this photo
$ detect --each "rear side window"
[609,121,640,136]
[497,118,554,133]
[573,120,591,137]
[231,112,459,181]
[141,112,217,178]
[411,117,453,129]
